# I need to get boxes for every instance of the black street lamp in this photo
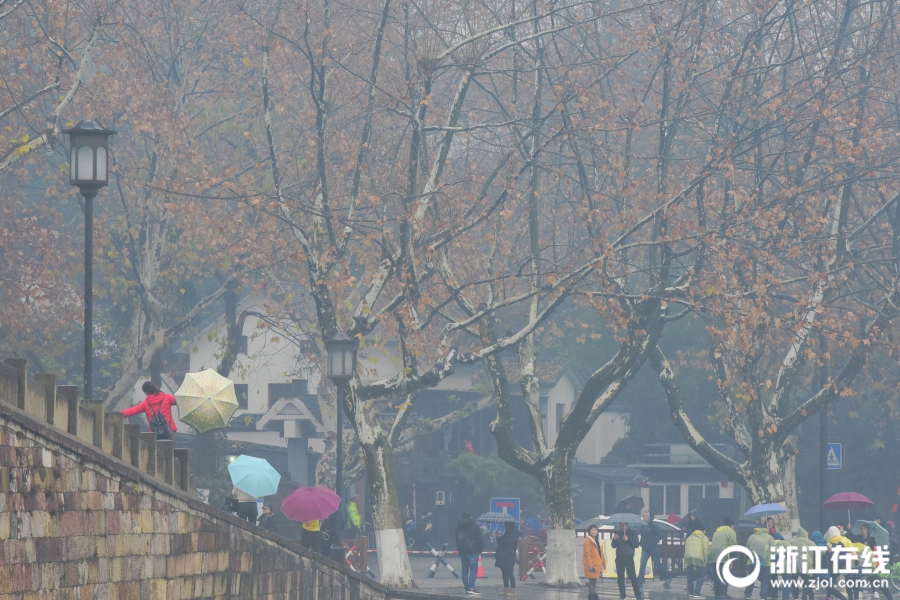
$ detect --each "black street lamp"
[324,331,358,538]
[64,120,116,402]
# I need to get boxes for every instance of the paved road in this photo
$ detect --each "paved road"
[374,555,723,600]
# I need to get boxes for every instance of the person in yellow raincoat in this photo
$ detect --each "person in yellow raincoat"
[826,526,866,600]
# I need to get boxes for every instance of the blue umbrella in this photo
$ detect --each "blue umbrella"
[745,503,787,518]
[228,455,281,498]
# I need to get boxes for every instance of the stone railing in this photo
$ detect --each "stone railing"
[0,358,190,491]
[0,357,460,599]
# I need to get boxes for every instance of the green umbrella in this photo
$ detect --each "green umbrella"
[851,520,890,547]
[175,369,239,433]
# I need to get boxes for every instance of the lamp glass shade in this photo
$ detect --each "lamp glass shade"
[343,350,354,376]
[96,147,107,180]
[330,349,345,378]
[76,146,93,180]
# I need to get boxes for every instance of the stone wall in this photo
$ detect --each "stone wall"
[0,359,454,600]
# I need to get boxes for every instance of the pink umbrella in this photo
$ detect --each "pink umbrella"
[281,486,341,523]
[824,492,874,523]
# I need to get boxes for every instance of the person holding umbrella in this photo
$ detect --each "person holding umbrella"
[612,521,642,600]
[495,522,519,597]
[301,520,321,553]
[231,486,258,522]
[856,523,893,600]
[227,455,280,523]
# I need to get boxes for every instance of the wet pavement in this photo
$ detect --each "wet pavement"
[377,556,725,600]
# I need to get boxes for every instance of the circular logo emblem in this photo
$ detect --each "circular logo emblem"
[716,545,761,588]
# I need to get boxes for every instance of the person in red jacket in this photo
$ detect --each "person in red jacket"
[121,381,178,440]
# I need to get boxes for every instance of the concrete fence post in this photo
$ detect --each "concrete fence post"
[3,358,26,410]
[140,432,157,477]
[83,401,104,449]
[34,374,56,426]
[103,412,124,459]
[124,424,141,467]
[174,449,190,492]
[57,386,79,436]
[156,440,174,485]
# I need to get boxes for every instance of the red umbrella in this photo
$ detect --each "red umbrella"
[824,492,874,523]
[281,486,341,523]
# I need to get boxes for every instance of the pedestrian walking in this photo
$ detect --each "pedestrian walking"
[639,510,673,589]
[812,530,848,600]
[231,486,258,523]
[858,524,893,600]
[496,522,519,597]
[685,527,709,599]
[455,512,484,595]
[709,517,737,599]
[584,525,607,600]
[612,521,643,600]
[745,527,776,600]
[785,527,816,600]
[120,381,178,440]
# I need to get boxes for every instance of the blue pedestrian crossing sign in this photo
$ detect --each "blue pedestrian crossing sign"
[826,443,842,470]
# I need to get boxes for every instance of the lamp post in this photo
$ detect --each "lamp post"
[63,120,116,402]
[324,331,358,539]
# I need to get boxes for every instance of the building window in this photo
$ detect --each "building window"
[555,403,565,433]
[665,484,681,515]
[688,485,704,511]
[649,485,664,516]
[234,383,248,410]
[705,485,720,500]
[238,335,248,355]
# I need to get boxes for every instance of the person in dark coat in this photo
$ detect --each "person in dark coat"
[257,505,280,533]
[456,512,484,595]
[685,510,705,534]
[640,510,672,589]
[612,522,643,600]
[495,522,519,596]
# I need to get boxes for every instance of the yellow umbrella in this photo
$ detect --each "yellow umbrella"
[175,370,239,433]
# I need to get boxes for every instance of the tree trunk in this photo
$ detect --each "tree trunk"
[743,453,790,532]
[361,434,416,588]
[542,453,580,586]
[783,452,800,534]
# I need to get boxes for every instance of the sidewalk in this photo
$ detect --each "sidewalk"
[396,556,715,600]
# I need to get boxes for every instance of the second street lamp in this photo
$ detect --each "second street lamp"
[63,120,116,403]
[324,331,358,541]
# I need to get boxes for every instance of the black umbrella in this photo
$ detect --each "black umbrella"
[614,495,645,515]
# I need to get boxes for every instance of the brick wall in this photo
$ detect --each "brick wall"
[0,360,454,600]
